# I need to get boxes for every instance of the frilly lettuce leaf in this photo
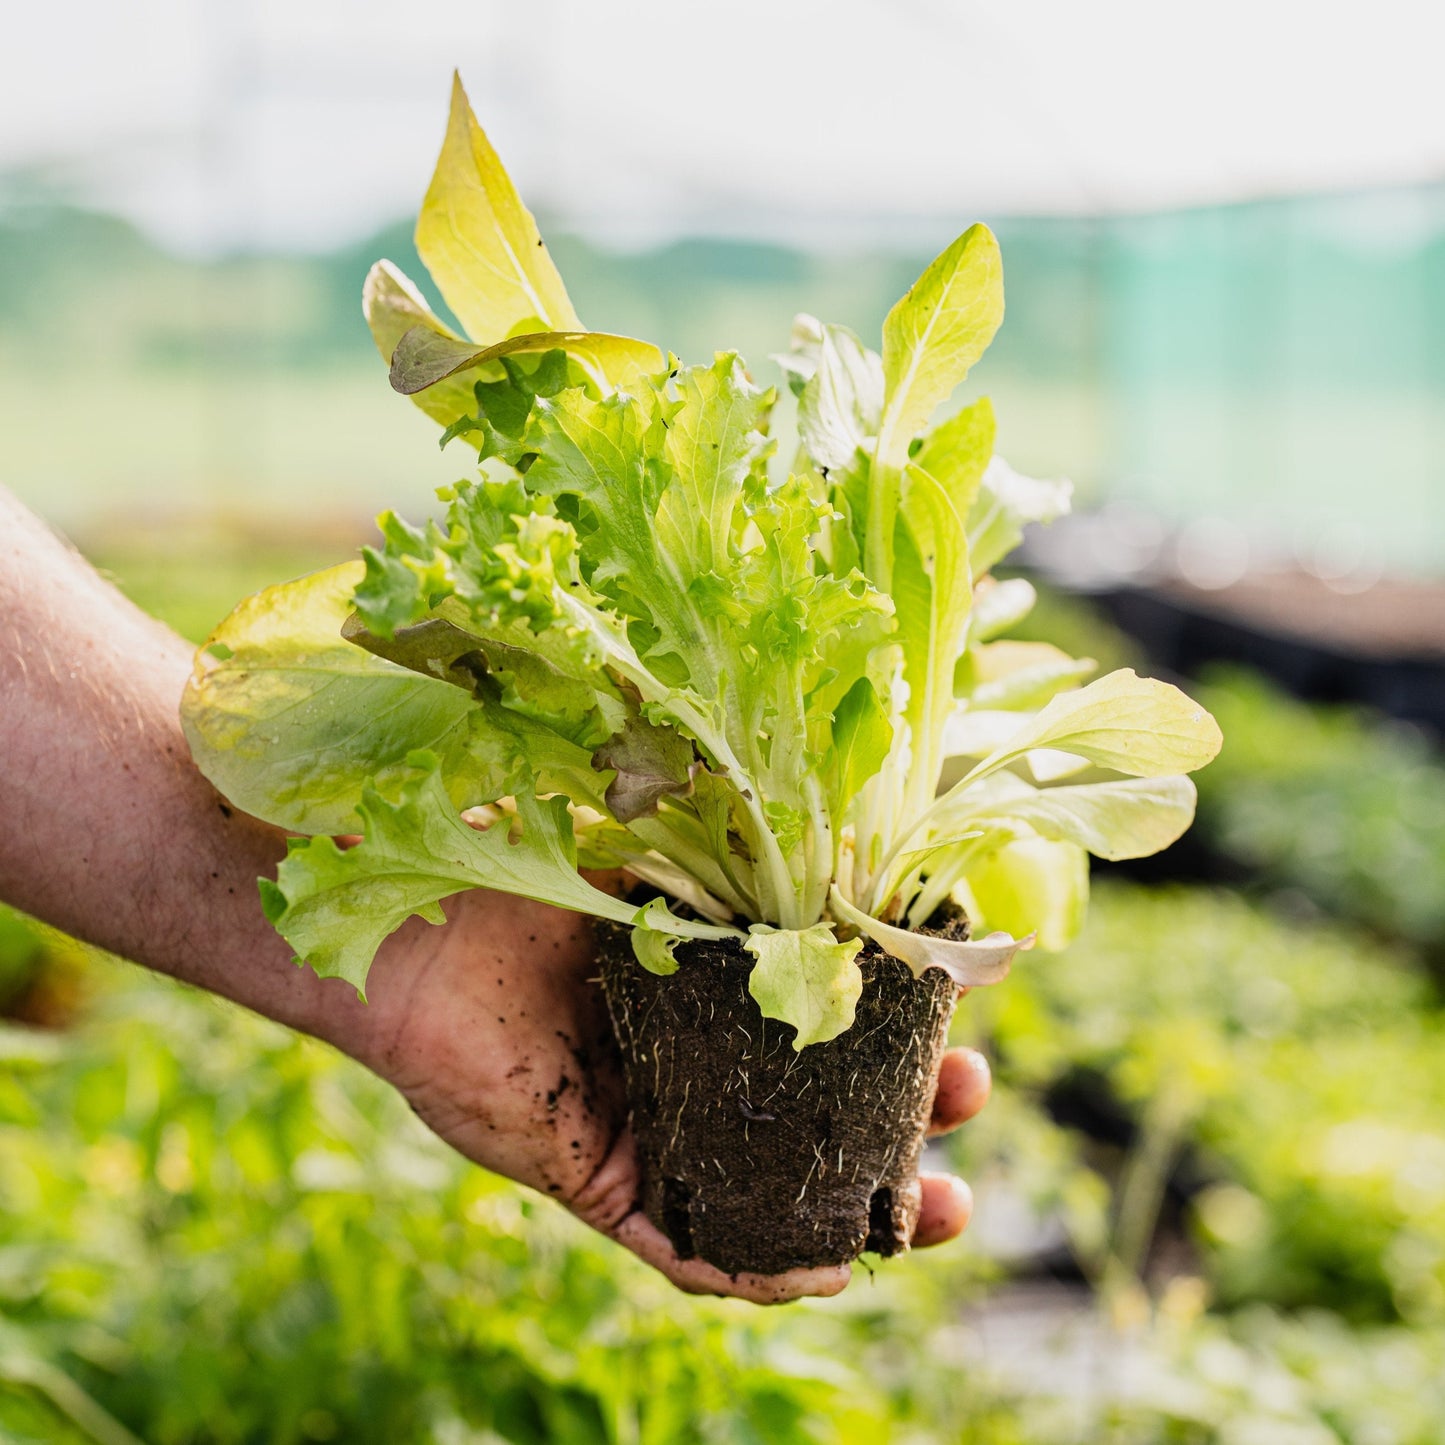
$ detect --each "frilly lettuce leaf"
[264,756,739,997]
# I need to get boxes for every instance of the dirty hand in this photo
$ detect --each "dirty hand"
[343,886,992,1305]
[0,488,989,1307]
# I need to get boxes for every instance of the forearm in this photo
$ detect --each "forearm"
[0,489,375,1050]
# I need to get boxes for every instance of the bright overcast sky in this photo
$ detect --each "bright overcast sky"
[4,0,1444,253]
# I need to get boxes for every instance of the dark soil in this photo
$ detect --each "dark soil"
[597,917,962,1276]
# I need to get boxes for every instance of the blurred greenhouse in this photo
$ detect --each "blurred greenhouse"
[5,185,1445,571]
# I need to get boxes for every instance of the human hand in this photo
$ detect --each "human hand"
[334,886,991,1305]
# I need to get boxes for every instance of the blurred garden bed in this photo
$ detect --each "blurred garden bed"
[6,531,1445,1442]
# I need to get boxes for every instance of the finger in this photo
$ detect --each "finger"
[927,1046,992,1137]
[911,1172,974,1249]
[612,1211,851,1304]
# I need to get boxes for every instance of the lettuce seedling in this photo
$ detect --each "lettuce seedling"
[183,77,1221,1048]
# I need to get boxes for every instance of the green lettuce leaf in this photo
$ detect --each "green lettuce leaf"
[954,668,1224,788]
[415,73,582,343]
[181,564,480,834]
[912,396,996,524]
[829,678,893,816]
[265,756,738,996]
[936,773,1199,861]
[630,897,688,975]
[744,923,864,1050]
[656,353,775,585]
[867,225,1004,584]
[892,461,973,821]
[878,226,1005,469]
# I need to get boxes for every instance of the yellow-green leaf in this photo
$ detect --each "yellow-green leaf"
[878,225,1004,464]
[181,563,480,835]
[893,461,973,818]
[744,923,864,1050]
[957,669,1223,788]
[943,773,1199,862]
[416,73,582,344]
[867,223,1003,585]
[913,395,996,522]
[829,886,1026,988]
[962,837,1089,952]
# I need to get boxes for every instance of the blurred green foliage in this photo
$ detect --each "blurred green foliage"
[1194,668,1445,958]
[962,883,1445,1323]
[0,952,889,1444]
[6,894,1445,1443]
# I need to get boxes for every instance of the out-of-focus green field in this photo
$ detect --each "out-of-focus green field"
[6,544,1445,1443]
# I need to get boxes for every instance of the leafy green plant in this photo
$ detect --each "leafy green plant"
[182,77,1220,1046]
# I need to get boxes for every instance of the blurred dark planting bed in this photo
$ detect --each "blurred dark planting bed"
[1022,511,1445,734]
[1019,512,1445,975]
[1097,577,1445,734]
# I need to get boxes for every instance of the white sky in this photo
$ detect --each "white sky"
[4,0,1444,253]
